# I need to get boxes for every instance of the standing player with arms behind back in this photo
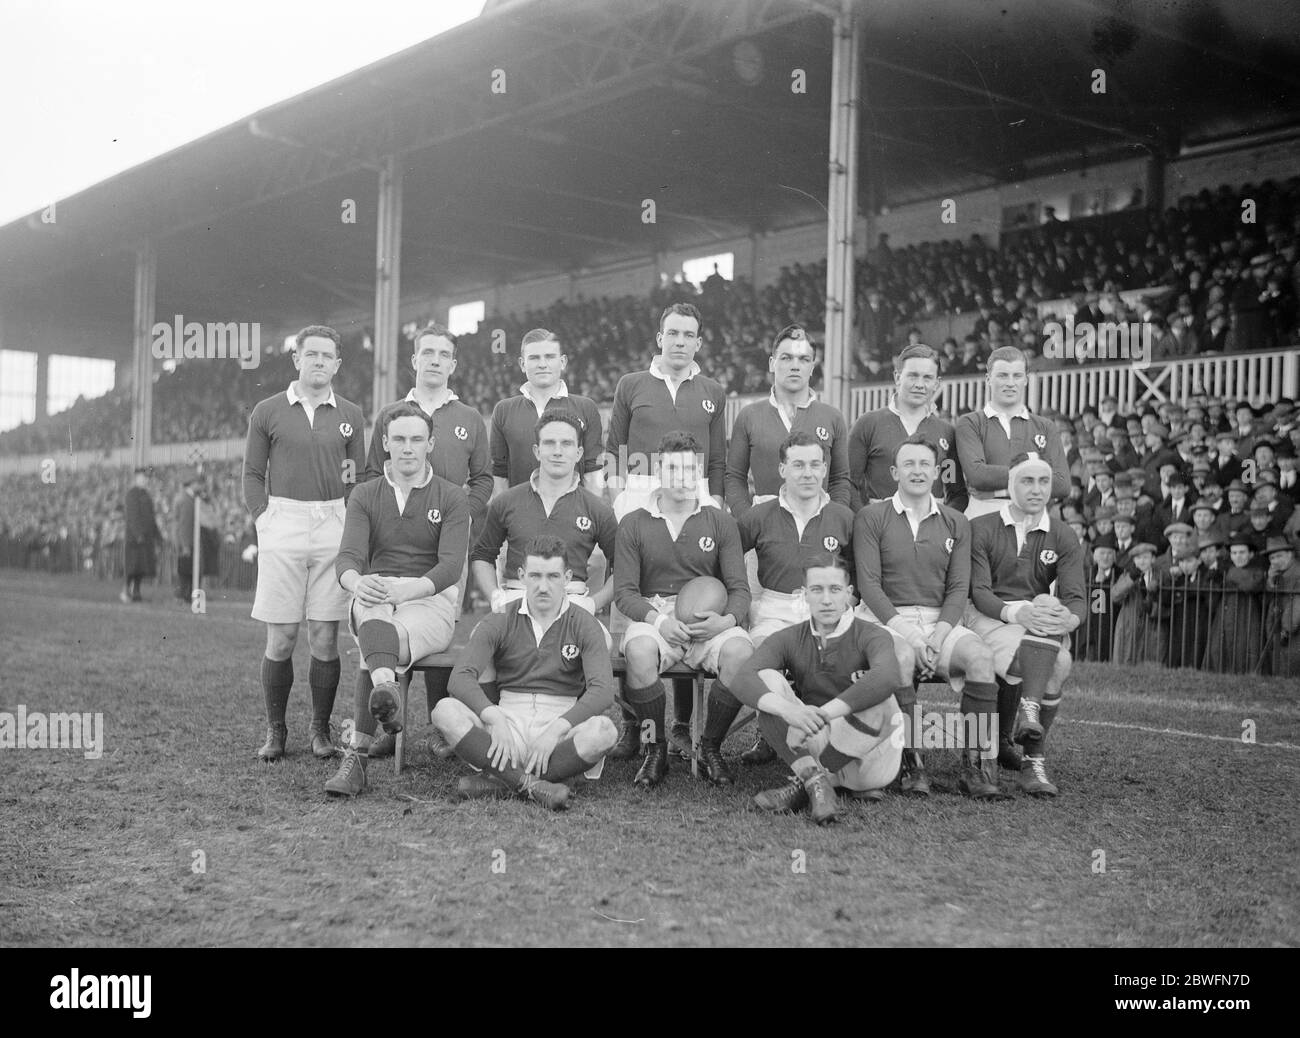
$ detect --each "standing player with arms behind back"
[243,325,366,763]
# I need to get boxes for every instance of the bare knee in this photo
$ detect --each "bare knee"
[716,640,752,685]
[574,715,618,759]
[306,620,338,660]
[265,623,299,659]
[894,642,916,682]
[624,637,660,686]
[961,640,996,684]
[430,698,474,741]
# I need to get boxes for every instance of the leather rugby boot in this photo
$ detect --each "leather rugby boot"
[257,722,288,763]
[697,738,735,786]
[958,748,1005,800]
[899,748,931,796]
[804,771,839,825]
[1018,755,1059,798]
[633,742,669,788]
[741,734,777,765]
[324,749,367,797]
[607,720,641,760]
[754,776,808,813]
[309,721,337,759]
[1014,699,1043,744]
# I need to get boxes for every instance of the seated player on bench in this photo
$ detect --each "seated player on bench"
[731,552,906,824]
[325,404,469,797]
[614,431,754,788]
[430,535,619,811]
[471,410,616,627]
[966,452,1085,797]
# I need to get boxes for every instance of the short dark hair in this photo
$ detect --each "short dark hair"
[987,345,1027,370]
[520,328,560,355]
[657,430,700,455]
[295,325,342,356]
[382,402,434,441]
[770,324,813,357]
[523,534,568,566]
[413,322,458,357]
[534,409,584,445]
[779,430,827,463]
[893,433,938,465]
[893,343,940,374]
[659,302,702,332]
[802,551,852,583]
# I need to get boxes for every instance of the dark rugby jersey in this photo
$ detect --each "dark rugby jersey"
[955,404,1070,500]
[731,614,902,713]
[335,467,469,593]
[449,600,614,727]
[852,495,971,629]
[469,474,616,584]
[364,390,492,527]
[969,507,1087,625]
[606,362,726,497]
[489,385,604,487]
[243,386,367,518]
[847,402,967,511]
[737,493,856,594]
[724,393,850,515]
[613,500,750,625]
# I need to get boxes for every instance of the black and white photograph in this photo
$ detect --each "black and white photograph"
[1,0,1297,979]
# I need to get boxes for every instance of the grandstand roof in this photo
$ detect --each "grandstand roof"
[3,0,1299,357]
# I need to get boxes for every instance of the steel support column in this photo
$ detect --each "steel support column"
[372,154,404,418]
[823,0,861,418]
[131,242,156,469]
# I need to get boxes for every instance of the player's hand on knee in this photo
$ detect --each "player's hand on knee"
[658,614,692,647]
[482,709,521,769]
[783,700,828,738]
[524,720,567,776]
[354,574,389,607]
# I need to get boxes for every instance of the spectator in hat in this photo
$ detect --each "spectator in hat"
[1078,531,1118,663]
[1111,541,1163,664]
[1107,420,1140,471]
[122,467,161,604]
[1224,479,1253,536]
[1276,442,1298,498]
[1165,543,1213,669]
[1252,482,1293,536]
[1157,521,1196,574]
[1155,471,1193,531]
[1190,498,1225,542]
[1206,532,1268,673]
[1198,529,1227,576]
[1265,536,1300,676]
[1090,503,1117,541]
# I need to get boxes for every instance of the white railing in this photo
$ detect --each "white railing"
[3,349,1295,477]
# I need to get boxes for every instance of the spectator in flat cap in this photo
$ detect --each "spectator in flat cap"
[1112,541,1163,665]
[1264,535,1300,676]
[1077,531,1119,663]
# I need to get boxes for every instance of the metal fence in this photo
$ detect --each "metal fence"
[1072,572,1300,678]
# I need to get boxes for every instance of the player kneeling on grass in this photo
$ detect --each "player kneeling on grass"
[325,405,469,797]
[732,553,904,825]
[966,452,1085,798]
[614,431,753,788]
[429,535,618,811]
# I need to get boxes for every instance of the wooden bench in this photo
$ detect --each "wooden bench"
[393,614,753,776]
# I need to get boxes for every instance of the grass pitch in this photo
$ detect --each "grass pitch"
[2,571,1297,947]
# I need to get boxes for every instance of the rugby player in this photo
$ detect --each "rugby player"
[323,404,470,796]
[471,411,616,618]
[736,430,856,764]
[724,324,850,516]
[430,535,618,811]
[966,452,1086,796]
[489,329,604,494]
[243,325,366,762]
[614,432,753,788]
[732,553,905,824]
[955,346,1069,519]
[852,434,1005,799]
[847,342,967,512]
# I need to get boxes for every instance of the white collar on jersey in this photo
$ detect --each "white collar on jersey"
[887,393,937,419]
[648,489,703,520]
[779,486,829,517]
[519,381,570,404]
[286,383,337,409]
[382,460,434,492]
[529,470,581,496]
[807,610,856,641]
[649,356,701,382]
[890,491,939,519]
[983,401,1030,421]
[998,502,1052,533]
[768,387,817,410]
[404,387,460,412]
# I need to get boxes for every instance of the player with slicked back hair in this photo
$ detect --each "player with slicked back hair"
[243,323,366,764]
[732,552,905,824]
[614,431,753,789]
[852,433,1007,800]
[847,343,967,513]
[489,328,604,495]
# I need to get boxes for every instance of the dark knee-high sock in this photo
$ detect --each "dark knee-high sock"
[309,656,340,725]
[352,670,377,739]
[960,680,999,755]
[617,679,637,725]
[541,737,594,782]
[702,681,742,743]
[672,678,693,727]
[759,712,798,765]
[451,726,527,789]
[894,682,920,750]
[357,620,400,676]
[996,675,1022,743]
[1013,637,1060,703]
[625,681,667,745]
[262,656,294,725]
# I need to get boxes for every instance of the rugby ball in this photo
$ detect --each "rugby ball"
[675,576,728,621]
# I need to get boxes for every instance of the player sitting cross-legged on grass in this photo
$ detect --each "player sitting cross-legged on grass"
[731,553,905,825]
[325,404,470,797]
[966,452,1086,797]
[429,535,619,812]
[614,431,753,788]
